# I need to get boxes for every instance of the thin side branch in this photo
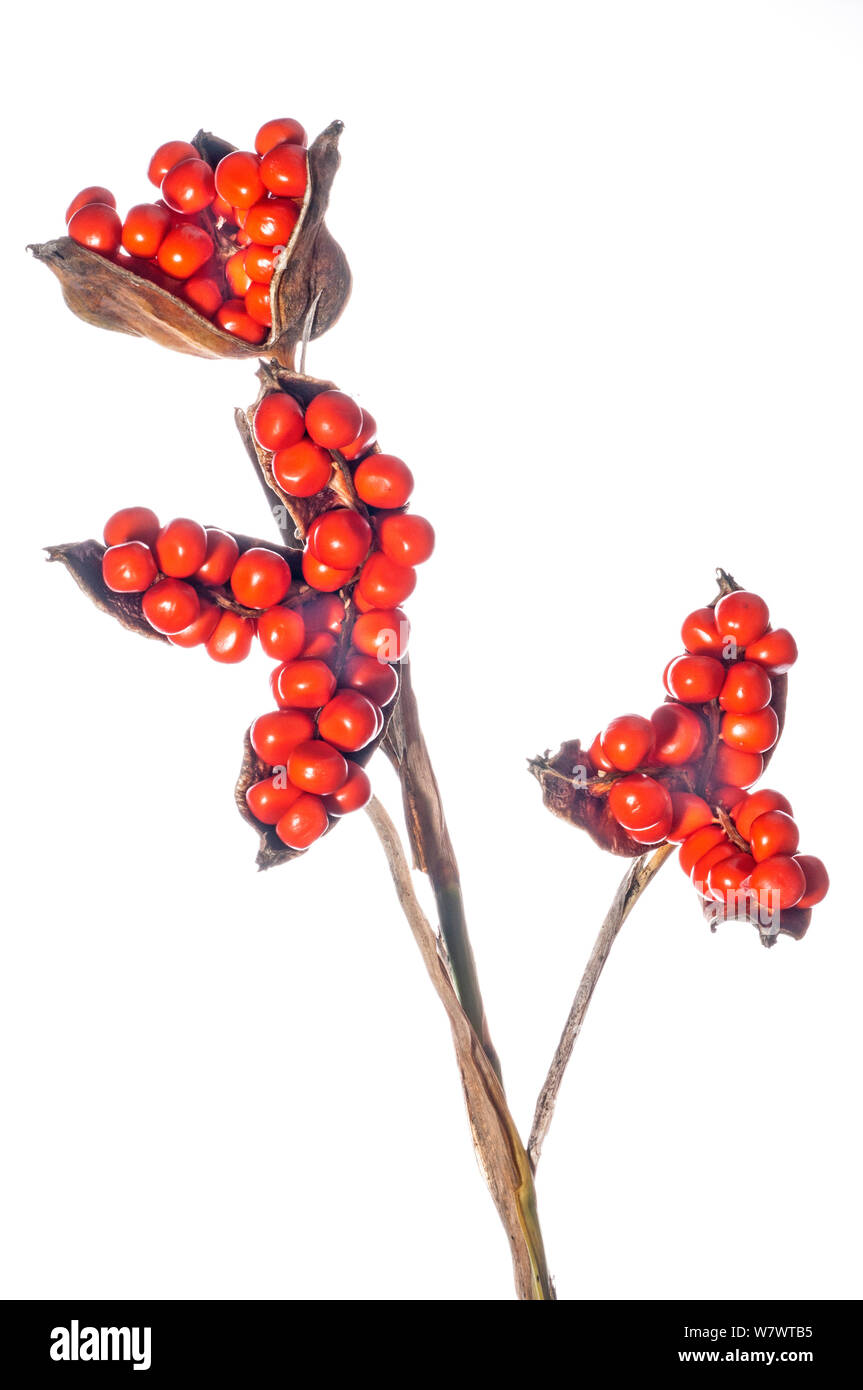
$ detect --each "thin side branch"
[366,795,554,1300]
[528,842,674,1171]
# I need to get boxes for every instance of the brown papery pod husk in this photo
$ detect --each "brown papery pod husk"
[48,529,398,869]
[29,122,351,368]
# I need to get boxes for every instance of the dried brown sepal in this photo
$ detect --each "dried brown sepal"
[46,540,169,642]
[703,896,812,947]
[528,741,648,859]
[237,361,370,543]
[29,122,350,368]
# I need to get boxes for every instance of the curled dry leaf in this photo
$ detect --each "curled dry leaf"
[29,122,351,369]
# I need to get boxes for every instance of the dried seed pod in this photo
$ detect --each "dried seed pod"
[237,360,373,546]
[48,527,398,871]
[29,122,351,368]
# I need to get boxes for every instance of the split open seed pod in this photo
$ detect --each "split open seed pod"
[29,123,351,368]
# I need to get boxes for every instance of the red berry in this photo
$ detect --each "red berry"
[245,283,272,328]
[691,839,736,892]
[225,249,253,297]
[254,393,306,451]
[307,509,372,571]
[340,410,378,461]
[148,140,198,187]
[67,203,122,254]
[714,590,770,651]
[667,793,714,845]
[586,733,615,773]
[794,855,830,908]
[205,611,255,663]
[103,506,160,549]
[706,852,756,902]
[244,197,300,246]
[351,609,410,661]
[182,276,223,318]
[161,157,215,214]
[608,774,672,831]
[102,541,158,592]
[287,739,349,795]
[599,714,654,772]
[142,578,200,634]
[341,653,399,706]
[155,518,207,578]
[628,813,673,845]
[275,793,328,849]
[317,690,381,752]
[301,631,338,662]
[255,118,308,156]
[230,547,292,609]
[376,513,435,567]
[680,606,726,657]
[720,707,779,754]
[357,552,417,608]
[718,661,773,714]
[194,528,240,587]
[120,202,170,258]
[215,151,265,209]
[250,710,316,765]
[664,654,726,703]
[323,762,372,816]
[710,744,763,789]
[301,551,356,592]
[353,454,414,509]
[746,855,806,912]
[301,594,345,634]
[244,243,279,284]
[272,439,332,496]
[246,775,302,825]
[215,299,268,344]
[167,599,221,648]
[304,391,364,450]
[257,605,305,661]
[649,703,705,765]
[744,628,799,675]
[271,659,337,710]
[713,785,745,812]
[156,225,214,279]
[732,789,794,840]
[679,825,726,878]
[260,142,308,198]
[749,810,800,863]
[65,186,116,223]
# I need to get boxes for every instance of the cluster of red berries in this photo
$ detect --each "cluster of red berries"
[585,589,828,924]
[99,385,434,853]
[64,117,310,345]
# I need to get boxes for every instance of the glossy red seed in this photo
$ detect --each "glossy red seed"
[706,852,756,902]
[351,609,410,660]
[287,740,349,795]
[257,606,306,661]
[718,661,773,714]
[691,840,737,891]
[679,825,726,878]
[746,855,806,912]
[142,578,200,634]
[710,744,764,790]
[599,714,654,772]
[357,552,417,608]
[664,654,726,703]
[714,590,770,651]
[195,528,239,587]
[307,509,373,570]
[744,629,799,675]
[340,653,399,706]
[270,659,337,710]
[161,158,215,214]
[649,703,705,765]
[680,606,726,657]
[246,775,302,825]
[301,594,345,634]
[244,243,279,284]
[214,151,265,209]
[215,298,268,344]
[156,225,214,279]
[250,710,317,765]
[376,513,435,567]
[253,393,306,451]
[720,707,779,754]
[794,856,830,908]
[667,793,714,845]
[205,611,255,663]
[230,548,292,609]
[244,197,300,246]
[275,793,329,849]
[182,276,223,317]
[608,774,672,831]
[353,454,414,509]
[245,282,273,327]
[148,140,198,187]
[732,789,794,840]
[272,439,333,496]
[167,600,221,648]
[103,506,160,549]
[255,118,308,155]
[317,690,381,752]
[301,551,356,592]
[323,762,372,816]
[304,391,364,450]
[102,542,158,592]
[155,518,207,578]
[121,202,171,258]
[67,204,122,254]
[260,142,308,198]
[66,186,116,223]
[749,810,800,863]
[339,410,378,461]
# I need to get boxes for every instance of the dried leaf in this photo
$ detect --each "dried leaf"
[29,122,350,368]
[528,740,646,858]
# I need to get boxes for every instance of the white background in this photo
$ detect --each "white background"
[3,0,860,1300]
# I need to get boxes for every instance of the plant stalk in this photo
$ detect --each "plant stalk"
[528,842,674,1171]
